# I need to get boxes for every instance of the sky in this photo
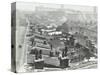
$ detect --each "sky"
[16,2,97,13]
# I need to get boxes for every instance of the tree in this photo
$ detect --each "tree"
[83,47,91,61]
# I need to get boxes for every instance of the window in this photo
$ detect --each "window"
[44,41,47,45]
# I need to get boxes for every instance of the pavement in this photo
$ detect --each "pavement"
[68,60,97,70]
[18,59,97,72]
